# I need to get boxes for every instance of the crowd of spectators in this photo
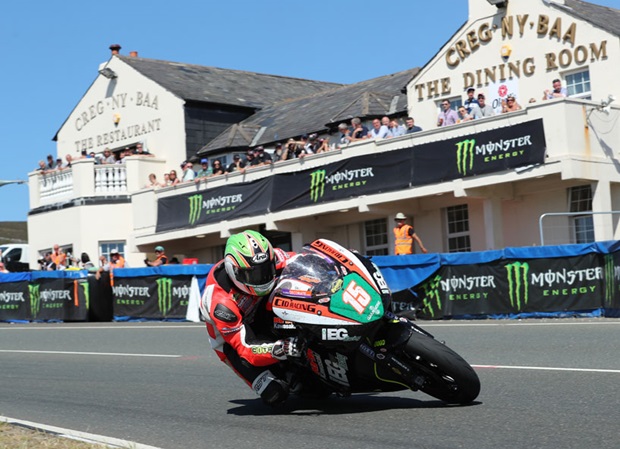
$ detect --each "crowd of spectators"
[437,79,567,127]
[37,143,153,175]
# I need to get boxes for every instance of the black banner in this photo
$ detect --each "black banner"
[112,275,193,319]
[271,151,412,211]
[415,254,604,319]
[156,178,272,232]
[29,278,89,322]
[412,119,547,185]
[0,280,30,321]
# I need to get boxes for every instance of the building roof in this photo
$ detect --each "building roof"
[198,67,419,155]
[559,0,620,36]
[118,55,343,109]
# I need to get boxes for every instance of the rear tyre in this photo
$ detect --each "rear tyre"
[403,330,480,404]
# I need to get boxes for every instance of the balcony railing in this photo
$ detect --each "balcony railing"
[29,156,165,209]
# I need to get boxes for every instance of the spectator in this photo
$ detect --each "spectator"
[39,252,55,271]
[46,154,56,170]
[502,95,522,113]
[211,160,226,176]
[477,94,495,117]
[163,173,171,186]
[145,245,168,267]
[36,160,48,173]
[404,117,423,134]
[78,253,96,271]
[350,117,369,141]
[543,78,567,100]
[181,161,196,182]
[393,212,427,255]
[145,173,161,188]
[110,249,126,268]
[196,158,212,181]
[62,154,74,168]
[133,143,152,156]
[102,148,116,164]
[388,118,405,138]
[169,170,180,186]
[245,149,259,167]
[255,146,273,165]
[0,262,9,273]
[272,144,288,163]
[464,88,480,114]
[55,157,63,170]
[368,118,390,139]
[338,123,352,145]
[457,106,474,123]
[437,100,458,127]
[169,257,180,264]
[227,154,246,172]
[51,244,67,270]
[116,150,128,164]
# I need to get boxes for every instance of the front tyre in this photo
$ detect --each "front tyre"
[403,330,480,404]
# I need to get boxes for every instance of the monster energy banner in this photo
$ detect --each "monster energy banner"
[271,151,412,211]
[0,279,30,321]
[112,275,193,319]
[413,253,604,319]
[156,178,272,232]
[28,277,89,322]
[412,119,546,185]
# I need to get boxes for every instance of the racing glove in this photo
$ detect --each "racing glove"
[272,337,301,360]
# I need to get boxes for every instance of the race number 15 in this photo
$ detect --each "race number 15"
[342,280,371,314]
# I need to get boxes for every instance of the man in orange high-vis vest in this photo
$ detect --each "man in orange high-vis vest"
[393,212,427,255]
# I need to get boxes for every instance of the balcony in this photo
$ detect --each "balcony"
[28,156,166,211]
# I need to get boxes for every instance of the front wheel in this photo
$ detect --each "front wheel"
[403,330,480,404]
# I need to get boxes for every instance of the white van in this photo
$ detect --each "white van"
[0,243,29,271]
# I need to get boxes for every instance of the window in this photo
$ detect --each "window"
[565,69,591,100]
[569,185,594,243]
[364,218,388,256]
[446,205,471,252]
[100,241,126,259]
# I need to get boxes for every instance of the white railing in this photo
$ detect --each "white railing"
[38,169,74,202]
[95,165,127,193]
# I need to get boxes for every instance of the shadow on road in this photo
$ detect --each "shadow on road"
[228,393,481,416]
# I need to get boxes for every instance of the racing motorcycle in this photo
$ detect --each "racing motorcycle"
[268,239,480,404]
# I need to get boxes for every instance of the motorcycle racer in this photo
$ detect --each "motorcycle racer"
[199,230,299,405]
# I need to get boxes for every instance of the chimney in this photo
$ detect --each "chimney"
[109,44,122,55]
[129,51,138,57]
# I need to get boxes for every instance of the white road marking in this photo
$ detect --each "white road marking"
[0,349,181,358]
[0,415,163,449]
[473,364,620,374]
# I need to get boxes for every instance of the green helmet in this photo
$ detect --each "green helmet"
[224,230,276,296]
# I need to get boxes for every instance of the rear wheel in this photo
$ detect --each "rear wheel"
[403,330,480,404]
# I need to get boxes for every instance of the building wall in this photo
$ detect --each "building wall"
[55,56,187,174]
[407,0,620,131]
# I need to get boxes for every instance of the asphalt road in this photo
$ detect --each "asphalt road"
[1,319,619,449]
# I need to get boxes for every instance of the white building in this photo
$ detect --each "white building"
[27,0,620,268]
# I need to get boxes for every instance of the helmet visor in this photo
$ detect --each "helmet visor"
[233,261,276,287]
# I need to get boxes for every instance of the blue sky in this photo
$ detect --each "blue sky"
[0,0,617,222]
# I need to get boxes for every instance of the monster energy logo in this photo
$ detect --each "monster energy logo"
[456,139,475,176]
[310,170,326,202]
[419,275,443,318]
[604,254,614,306]
[505,261,529,311]
[29,284,41,319]
[157,277,173,316]
[188,194,203,225]
[80,281,90,310]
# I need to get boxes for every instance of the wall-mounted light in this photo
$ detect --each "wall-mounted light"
[113,113,121,125]
[99,67,117,79]
[487,0,507,8]
[501,44,512,62]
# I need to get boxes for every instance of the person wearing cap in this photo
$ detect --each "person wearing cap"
[146,246,168,267]
[227,154,246,173]
[464,88,480,115]
[272,143,288,163]
[245,149,259,167]
[109,249,126,270]
[393,213,427,255]
[196,158,213,182]
[476,94,495,117]
[255,146,273,166]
